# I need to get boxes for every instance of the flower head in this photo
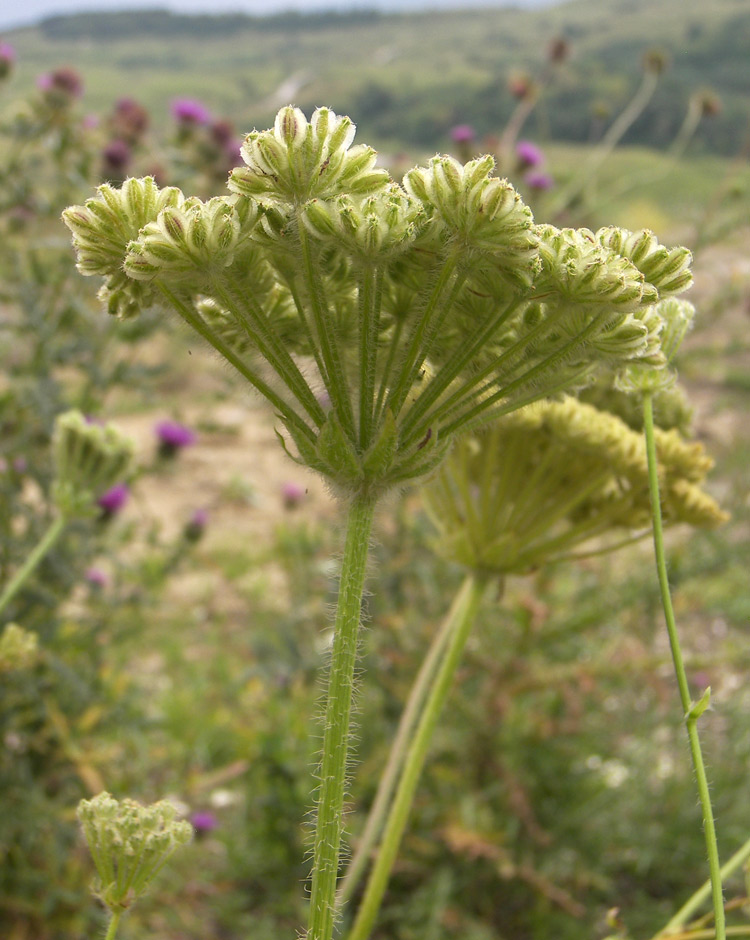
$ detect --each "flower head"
[190,810,218,833]
[85,566,110,589]
[101,139,132,180]
[525,171,554,191]
[77,792,192,915]
[37,66,84,104]
[183,508,208,542]
[155,420,196,457]
[172,97,211,125]
[0,42,16,81]
[515,140,544,170]
[281,481,306,509]
[450,124,475,144]
[97,482,130,518]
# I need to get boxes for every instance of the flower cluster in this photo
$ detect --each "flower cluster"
[64,106,695,496]
[52,410,133,517]
[423,395,726,575]
[0,623,39,672]
[77,792,192,915]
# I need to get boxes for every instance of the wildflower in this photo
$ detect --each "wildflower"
[282,481,306,509]
[97,482,129,518]
[53,411,133,518]
[183,508,208,542]
[450,124,475,144]
[0,42,16,81]
[515,140,544,170]
[190,810,218,834]
[172,97,211,125]
[101,139,132,180]
[0,624,39,672]
[77,792,192,916]
[507,71,535,100]
[155,420,196,458]
[37,66,84,105]
[110,97,150,143]
[85,567,110,589]
[525,170,554,191]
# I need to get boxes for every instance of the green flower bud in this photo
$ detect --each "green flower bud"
[404,155,538,287]
[52,411,134,517]
[125,197,246,287]
[301,184,425,260]
[77,792,192,916]
[537,225,654,310]
[228,106,389,206]
[0,624,39,672]
[596,227,693,298]
[63,178,186,318]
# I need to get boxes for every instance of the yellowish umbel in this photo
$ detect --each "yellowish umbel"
[423,395,727,575]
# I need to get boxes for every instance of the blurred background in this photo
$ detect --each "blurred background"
[1,1,749,939]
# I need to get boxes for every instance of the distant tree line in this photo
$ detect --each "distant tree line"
[39,9,382,41]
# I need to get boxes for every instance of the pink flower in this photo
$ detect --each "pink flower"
[281,481,306,509]
[97,482,129,517]
[450,124,475,144]
[155,421,196,457]
[37,67,84,100]
[184,508,208,543]
[525,171,554,191]
[85,567,110,589]
[191,810,218,833]
[171,98,211,125]
[515,140,544,169]
[0,43,15,80]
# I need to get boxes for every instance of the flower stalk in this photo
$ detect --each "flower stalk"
[643,391,726,940]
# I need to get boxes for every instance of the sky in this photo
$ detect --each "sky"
[0,0,557,33]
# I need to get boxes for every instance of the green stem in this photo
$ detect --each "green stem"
[657,836,750,938]
[0,514,66,617]
[104,911,122,940]
[346,572,489,940]
[336,593,458,910]
[158,284,316,446]
[358,265,383,450]
[307,492,378,940]
[643,392,725,940]
[297,223,356,440]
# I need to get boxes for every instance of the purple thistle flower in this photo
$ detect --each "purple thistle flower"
[85,567,110,589]
[515,140,544,170]
[281,481,306,510]
[155,421,196,458]
[525,171,554,191]
[171,97,211,125]
[101,139,132,178]
[450,124,475,144]
[37,67,84,100]
[97,482,129,517]
[191,810,218,834]
[184,508,208,543]
[0,43,16,80]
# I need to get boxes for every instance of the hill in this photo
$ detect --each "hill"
[3,0,749,156]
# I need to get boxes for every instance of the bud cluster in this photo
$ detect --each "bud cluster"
[423,396,726,574]
[229,106,389,206]
[77,791,192,915]
[52,410,133,517]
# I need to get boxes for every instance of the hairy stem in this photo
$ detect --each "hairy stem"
[307,492,378,940]
[643,392,725,940]
[346,572,490,940]
[0,514,66,617]
[336,599,457,909]
[103,912,122,940]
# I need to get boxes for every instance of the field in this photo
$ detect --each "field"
[1,6,750,940]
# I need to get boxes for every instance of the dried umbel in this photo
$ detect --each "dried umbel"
[423,396,726,575]
[52,410,134,517]
[64,107,692,498]
[77,792,192,915]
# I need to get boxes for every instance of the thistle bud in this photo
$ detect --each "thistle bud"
[52,411,134,517]
[77,792,192,915]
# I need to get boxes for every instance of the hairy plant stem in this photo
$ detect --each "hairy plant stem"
[103,912,121,940]
[656,836,750,938]
[0,514,66,617]
[297,223,356,440]
[357,265,384,450]
[158,284,315,446]
[307,491,378,940]
[346,572,490,940]
[336,599,457,909]
[643,392,725,940]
